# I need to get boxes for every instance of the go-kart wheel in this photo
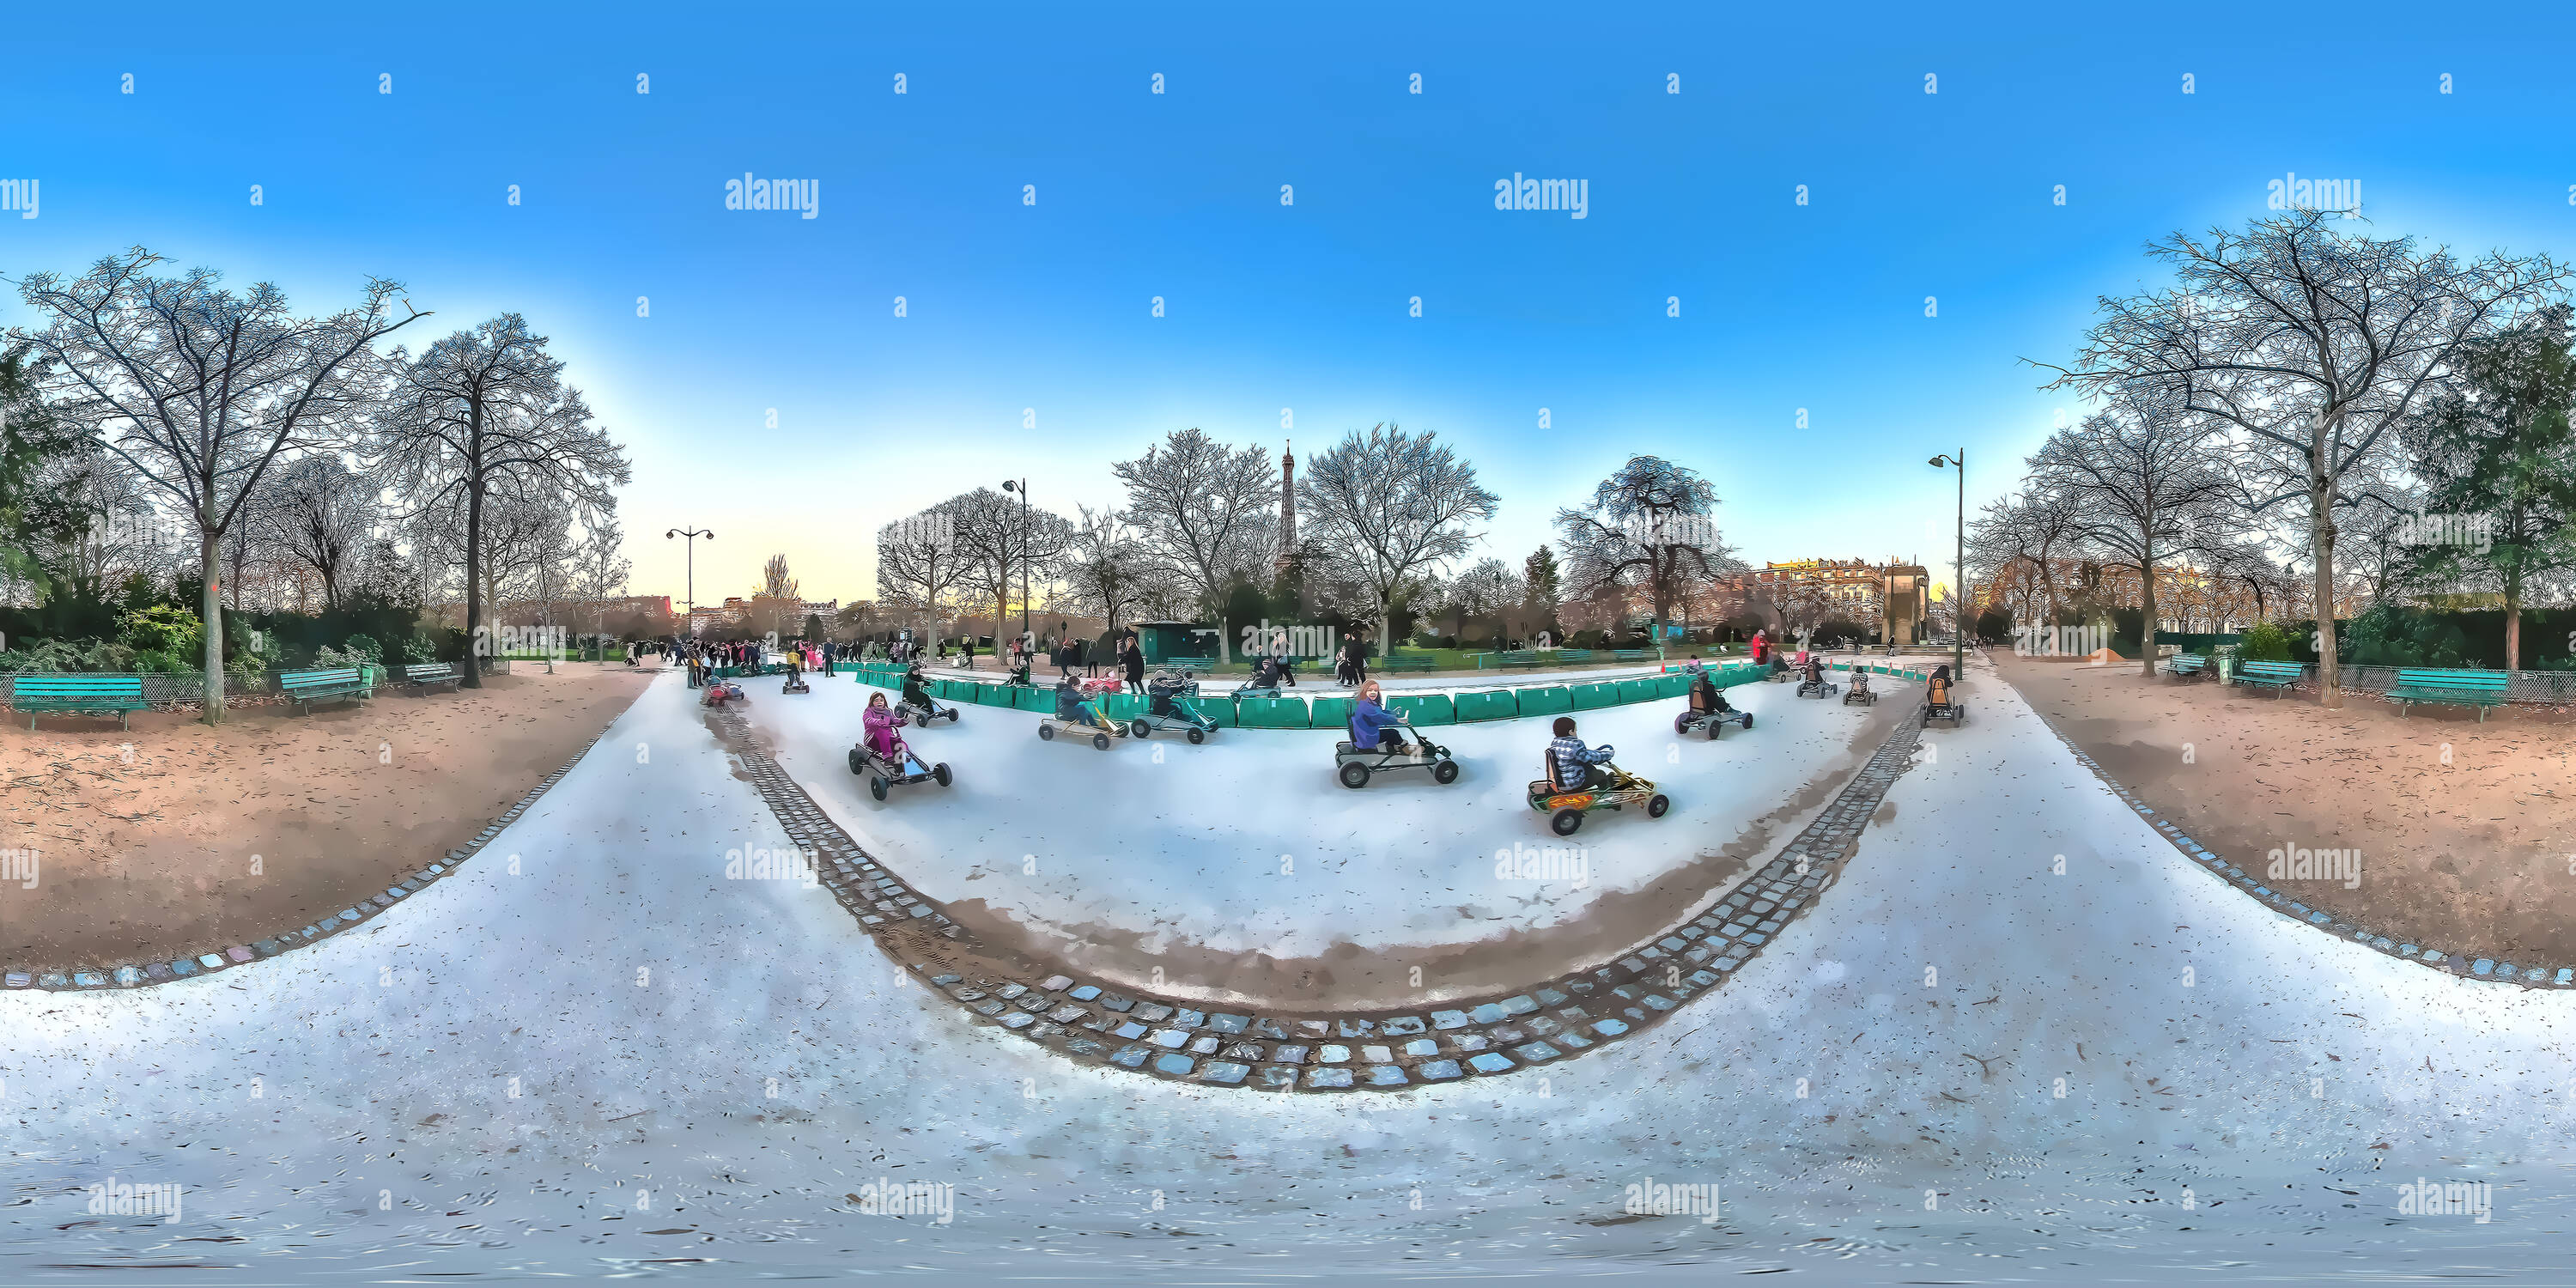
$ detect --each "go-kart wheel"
[848,749,864,775]
[933,762,952,787]
[1742,713,1755,730]
[912,713,928,728]
[1091,732,1111,750]
[1339,761,1371,789]
[1131,719,1152,739]
[869,776,889,801]
[1648,793,1671,818]
[1708,721,1723,740]
[945,708,961,723]
[1432,759,1460,785]
[1673,713,1692,736]
[1039,722,1056,741]
[1187,726,1206,744]
[1550,807,1584,836]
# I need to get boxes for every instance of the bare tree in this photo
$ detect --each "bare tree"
[1112,428,1277,663]
[2041,210,2567,704]
[9,247,428,720]
[373,313,628,687]
[949,487,1075,652]
[2030,385,2247,674]
[876,503,966,641]
[1554,456,1737,654]
[254,454,378,610]
[1053,504,1151,642]
[1299,423,1498,653]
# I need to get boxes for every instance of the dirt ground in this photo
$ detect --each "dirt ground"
[1996,653,2576,964]
[0,663,655,972]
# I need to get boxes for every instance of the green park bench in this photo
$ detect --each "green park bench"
[1553,648,1595,663]
[1474,650,1544,669]
[1611,648,1654,662]
[1161,657,1218,676]
[12,675,150,730]
[2384,666,2509,721]
[2232,659,2303,696]
[399,662,460,692]
[281,665,373,715]
[1379,655,1437,673]
[2166,653,2208,680]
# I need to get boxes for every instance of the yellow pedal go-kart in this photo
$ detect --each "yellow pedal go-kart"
[1527,750,1671,836]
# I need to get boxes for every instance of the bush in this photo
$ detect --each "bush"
[2238,620,2293,662]
[118,603,204,659]
[403,633,439,663]
[342,633,384,664]
[130,648,185,673]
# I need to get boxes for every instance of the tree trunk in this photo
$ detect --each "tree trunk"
[2309,467,2342,707]
[2505,564,2524,671]
[2138,548,2159,678]
[462,478,485,688]
[200,526,227,726]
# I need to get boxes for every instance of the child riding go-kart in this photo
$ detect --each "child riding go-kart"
[1232,653,1297,698]
[1794,654,1840,699]
[897,663,963,727]
[850,691,951,800]
[781,661,811,695]
[1923,663,1964,728]
[1842,667,1876,706]
[701,677,749,708]
[1334,681,1459,787]
[1038,673,1129,750]
[1528,716,1669,835]
[1672,664,1754,739]
[1129,668,1218,744]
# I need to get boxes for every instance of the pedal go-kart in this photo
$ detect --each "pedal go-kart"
[1794,665,1841,699]
[1673,678,1754,739]
[847,737,951,801]
[1038,691,1130,750]
[701,678,749,708]
[1334,734,1461,788]
[1130,671,1218,744]
[1842,671,1877,706]
[781,670,811,695]
[896,669,963,726]
[1923,665,1964,728]
[1528,750,1670,835]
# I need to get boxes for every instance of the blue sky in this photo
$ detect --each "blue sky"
[7,4,2575,609]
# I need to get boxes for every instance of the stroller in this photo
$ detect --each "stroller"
[1673,671,1754,739]
[1923,664,1964,728]
[1130,669,1218,744]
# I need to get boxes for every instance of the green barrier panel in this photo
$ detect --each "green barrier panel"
[1238,695,1310,728]
[1453,690,1517,722]
[1199,698,1239,727]
[1102,693,1147,720]
[1392,693,1455,726]
[1015,688,1054,714]
[1517,685,1573,715]
[1570,681,1619,710]
[1308,695,1352,731]
[1617,677,1659,704]
[987,684,1022,708]
[1662,671,1694,697]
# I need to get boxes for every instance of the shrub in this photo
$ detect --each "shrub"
[118,603,204,659]
[2238,620,2293,662]
[131,648,183,673]
[341,633,384,663]
[403,633,438,662]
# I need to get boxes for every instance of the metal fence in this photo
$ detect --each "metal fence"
[1,659,512,708]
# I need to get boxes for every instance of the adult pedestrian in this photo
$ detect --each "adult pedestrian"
[1121,632,1145,695]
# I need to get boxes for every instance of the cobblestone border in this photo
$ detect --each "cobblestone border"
[713,703,1925,1091]
[2,732,605,993]
[2034,726,2576,990]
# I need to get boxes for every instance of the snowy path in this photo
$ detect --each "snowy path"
[4,664,2573,1283]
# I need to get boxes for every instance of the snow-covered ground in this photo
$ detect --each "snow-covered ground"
[734,667,1906,1006]
[6,660,2574,1284]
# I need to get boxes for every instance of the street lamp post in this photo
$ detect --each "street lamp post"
[1001,478,1030,649]
[1927,453,1965,681]
[666,526,714,635]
